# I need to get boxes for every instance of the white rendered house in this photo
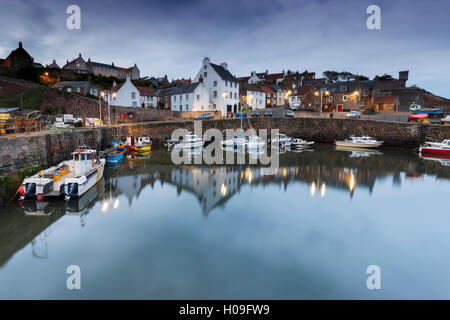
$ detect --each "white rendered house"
[246,89,266,110]
[193,57,240,116]
[108,76,141,107]
[170,82,210,112]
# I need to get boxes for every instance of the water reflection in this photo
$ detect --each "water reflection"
[0,146,449,298]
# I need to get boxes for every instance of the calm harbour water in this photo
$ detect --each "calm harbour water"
[0,145,449,299]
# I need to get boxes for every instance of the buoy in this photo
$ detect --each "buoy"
[18,185,25,195]
[39,170,44,177]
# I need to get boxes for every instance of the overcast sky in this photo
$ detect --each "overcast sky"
[0,0,449,97]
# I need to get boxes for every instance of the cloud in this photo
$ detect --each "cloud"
[0,0,449,97]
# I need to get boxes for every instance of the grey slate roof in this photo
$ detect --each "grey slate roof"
[210,63,237,83]
[89,61,116,69]
[158,83,201,96]
[321,80,374,93]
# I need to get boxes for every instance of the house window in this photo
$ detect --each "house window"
[329,96,333,102]
[180,95,182,101]
[204,65,207,69]
[76,88,80,93]
[174,96,176,101]
[225,81,228,87]
[186,94,188,99]
[340,86,347,91]
[213,81,217,87]
[186,104,188,110]
[132,101,137,107]
[235,83,237,88]
[197,95,200,100]
[234,93,237,99]
[204,72,207,78]
[180,105,182,111]
[131,92,136,99]
[343,95,348,102]
[361,100,365,106]
[213,91,217,98]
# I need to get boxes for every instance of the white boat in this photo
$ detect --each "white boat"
[221,132,246,148]
[419,139,450,155]
[283,138,314,149]
[173,132,205,149]
[245,135,266,150]
[19,148,105,201]
[335,136,383,148]
[271,133,291,146]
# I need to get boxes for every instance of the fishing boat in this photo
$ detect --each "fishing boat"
[335,136,383,149]
[106,150,124,165]
[419,139,450,155]
[135,136,152,153]
[245,135,265,150]
[173,132,205,149]
[19,147,105,201]
[409,103,443,115]
[221,131,246,148]
[271,133,292,146]
[282,138,314,149]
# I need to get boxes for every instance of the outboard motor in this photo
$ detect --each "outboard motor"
[19,183,36,200]
[65,183,78,201]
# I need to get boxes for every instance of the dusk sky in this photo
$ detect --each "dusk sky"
[0,0,449,97]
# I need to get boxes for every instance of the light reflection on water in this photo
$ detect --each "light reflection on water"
[0,146,449,299]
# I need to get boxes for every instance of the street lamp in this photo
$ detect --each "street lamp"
[99,91,104,124]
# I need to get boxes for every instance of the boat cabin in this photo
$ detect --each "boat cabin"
[137,136,151,145]
[72,149,97,176]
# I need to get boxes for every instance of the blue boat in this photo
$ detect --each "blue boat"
[410,103,443,115]
[106,150,124,165]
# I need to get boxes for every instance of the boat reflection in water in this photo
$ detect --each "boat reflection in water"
[1,146,450,299]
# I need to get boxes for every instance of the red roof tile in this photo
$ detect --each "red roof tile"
[260,86,276,94]
[137,86,155,96]
[110,82,125,93]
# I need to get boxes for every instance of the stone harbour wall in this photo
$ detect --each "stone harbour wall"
[1,118,450,178]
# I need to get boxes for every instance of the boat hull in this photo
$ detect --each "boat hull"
[335,141,383,148]
[173,141,205,149]
[135,145,152,153]
[65,160,105,199]
[106,151,124,164]
[419,146,450,155]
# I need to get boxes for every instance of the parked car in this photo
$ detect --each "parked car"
[362,107,376,115]
[264,110,273,117]
[346,111,361,119]
[235,112,247,118]
[251,110,259,117]
[290,103,300,110]
[194,113,214,120]
[285,110,294,117]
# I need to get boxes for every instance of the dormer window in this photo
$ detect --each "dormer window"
[204,72,207,78]
[213,81,217,87]
[340,86,348,91]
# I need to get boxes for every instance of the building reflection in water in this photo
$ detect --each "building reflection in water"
[3,148,450,268]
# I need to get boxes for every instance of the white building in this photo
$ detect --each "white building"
[137,87,157,108]
[108,76,140,107]
[242,85,266,110]
[272,85,287,106]
[193,57,240,116]
[248,71,262,84]
[170,82,210,112]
